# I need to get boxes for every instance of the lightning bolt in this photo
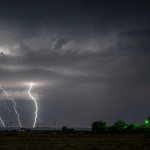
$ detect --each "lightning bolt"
[0,115,5,127]
[0,86,9,96]
[23,84,52,96]
[0,86,7,127]
[0,86,11,113]
[0,85,22,128]
[10,98,22,127]
[0,97,10,112]
[28,84,38,128]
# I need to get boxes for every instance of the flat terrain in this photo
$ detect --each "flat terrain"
[0,131,150,150]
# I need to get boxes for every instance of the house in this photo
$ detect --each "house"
[19,128,26,131]
[19,128,31,131]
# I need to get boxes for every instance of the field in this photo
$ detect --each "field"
[0,131,150,150]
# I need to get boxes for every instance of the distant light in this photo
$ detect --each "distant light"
[146,120,149,124]
[22,82,41,86]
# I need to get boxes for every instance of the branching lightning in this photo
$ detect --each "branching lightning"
[10,98,22,128]
[0,85,22,128]
[0,86,7,127]
[0,97,10,112]
[0,83,44,128]
[0,115,5,127]
[28,84,38,128]
[0,86,9,97]
[23,84,52,96]
[0,85,11,112]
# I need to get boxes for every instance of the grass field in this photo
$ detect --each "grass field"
[0,131,150,150]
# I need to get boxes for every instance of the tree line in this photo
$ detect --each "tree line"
[61,117,150,132]
[91,117,150,132]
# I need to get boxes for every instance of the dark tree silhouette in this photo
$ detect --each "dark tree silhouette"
[91,121,107,131]
[62,126,67,131]
[114,120,128,128]
[126,124,135,131]
[108,125,118,131]
[147,117,150,125]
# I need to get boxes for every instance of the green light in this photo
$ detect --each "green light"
[122,125,128,128]
[146,120,149,124]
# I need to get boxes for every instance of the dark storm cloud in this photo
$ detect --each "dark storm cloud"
[0,0,150,127]
[52,38,70,51]
[118,28,150,54]
[0,0,150,39]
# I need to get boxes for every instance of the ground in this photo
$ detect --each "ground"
[0,131,150,150]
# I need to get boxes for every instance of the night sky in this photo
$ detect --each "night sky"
[0,0,150,128]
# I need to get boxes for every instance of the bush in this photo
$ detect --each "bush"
[126,123,138,131]
[142,123,149,126]
[146,117,150,125]
[114,120,128,128]
[126,124,134,130]
[91,121,107,132]
[92,121,99,131]
[62,126,67,132]
[108,125,118,132]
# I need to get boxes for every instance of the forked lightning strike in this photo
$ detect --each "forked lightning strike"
[0,115,5,127]
[10,98,22,128]
[0,86,8,127]
[28,84,38,128]
[0,86,9,97]
[0,85,22,128]
[0,85,11,112]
